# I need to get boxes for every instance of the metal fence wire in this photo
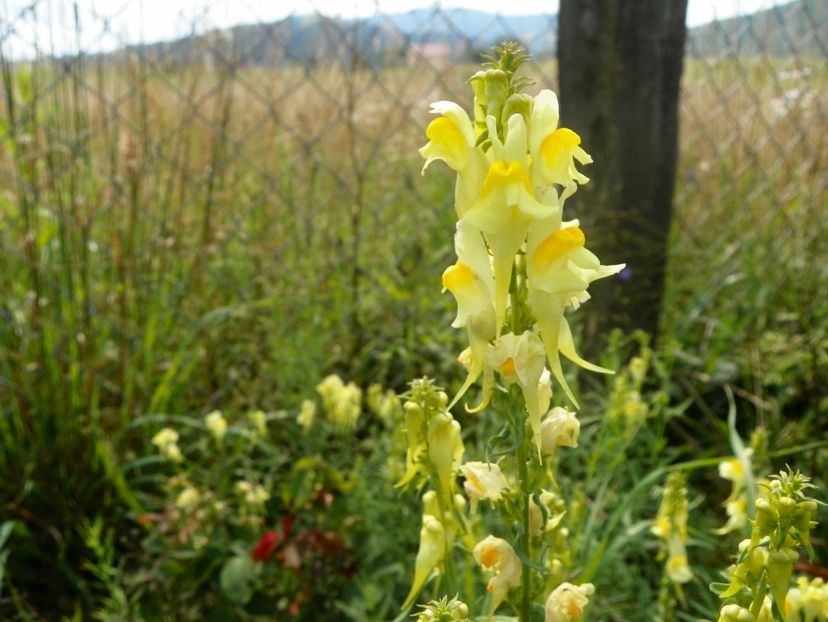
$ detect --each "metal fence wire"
[0,0,825,410]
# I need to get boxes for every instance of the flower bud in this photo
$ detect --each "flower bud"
[751,497,774,546]
[502,93,533,129]
[428,413,464,497]
[403,515,446,610]
[470,69,509,119]
[717,604,755,622]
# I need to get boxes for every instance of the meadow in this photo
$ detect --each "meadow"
[0,41,826,621]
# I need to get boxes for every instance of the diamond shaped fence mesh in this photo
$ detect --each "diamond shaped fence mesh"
[0,0,825,417]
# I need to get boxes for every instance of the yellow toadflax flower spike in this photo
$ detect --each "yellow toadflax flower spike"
[463,114,559,336]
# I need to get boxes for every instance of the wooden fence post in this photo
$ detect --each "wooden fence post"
[558,0,689,345]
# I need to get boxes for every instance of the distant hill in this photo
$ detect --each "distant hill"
[686,0,827,56]
[102,8,557,69]
[87,2,823,69]
[373,8,557,53]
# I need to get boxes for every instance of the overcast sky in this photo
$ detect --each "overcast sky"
[1,0,788,59]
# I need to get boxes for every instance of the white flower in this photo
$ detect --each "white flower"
[164,444,183,462]
[460,461,508,502]
[540,406,581,452]
[545,582,595,622]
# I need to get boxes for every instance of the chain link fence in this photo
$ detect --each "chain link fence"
[0,0,825,415]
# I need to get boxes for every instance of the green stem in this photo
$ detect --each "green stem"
[517,414,532,622]
[749,572,769,618]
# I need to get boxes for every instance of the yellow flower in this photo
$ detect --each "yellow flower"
[717,451,753,534]
[420,101,475,173]
[485,331,547,454]
[529,89,592,202]
[152,427,178,448]
[666,537,693,584]
[164,444,183,462]
[443,220,496,408]
[317,375,362,429]
[653,473,693,584]
[152,427,183,462]
[540,406,581,452]
[175,486,201,511]
[718,496,749,534]
[785,576,828,622]
[719,453,751,489]
[527,218,624,406]
[544,581,595,622]
[205,410,227,443]
[463,114,558,334]
[473,535,522,614]
[402,514,446,610]
[297,399,316,432]
[460,461,508,502]
[235,481,270,508]
[420,100,489,218]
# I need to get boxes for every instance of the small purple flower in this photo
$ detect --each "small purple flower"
[618,266,632,281]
